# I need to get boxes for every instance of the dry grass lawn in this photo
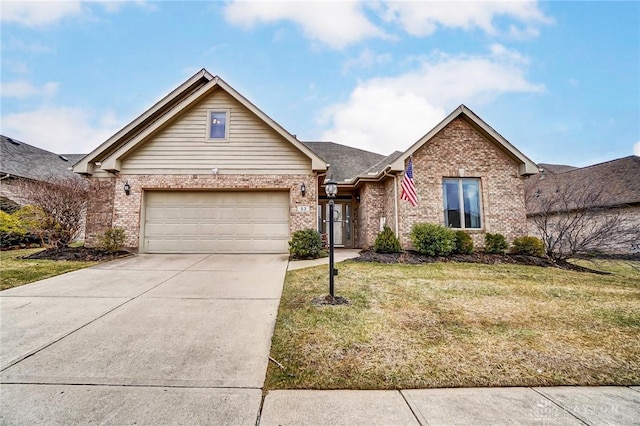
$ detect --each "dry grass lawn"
[0,248,97,290]
[265,260,640,390]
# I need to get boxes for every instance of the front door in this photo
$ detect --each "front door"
[323,202,353,248]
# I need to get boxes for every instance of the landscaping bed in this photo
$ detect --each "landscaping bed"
[23,246,131,262]
[354,249,608,274]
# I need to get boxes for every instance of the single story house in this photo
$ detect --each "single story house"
[526,156,640,254]
[74,69,539,253]
[0,135,85,210]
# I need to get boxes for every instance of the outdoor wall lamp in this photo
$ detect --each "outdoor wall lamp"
[124,181,131,196]
[324,178,338,298]
[301,182,306,197]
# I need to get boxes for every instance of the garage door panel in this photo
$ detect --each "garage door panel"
[143,191,290,253]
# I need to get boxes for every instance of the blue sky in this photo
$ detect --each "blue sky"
[1,1,638,167]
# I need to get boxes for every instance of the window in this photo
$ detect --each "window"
[207,110,229,140]
[443,178,482,229]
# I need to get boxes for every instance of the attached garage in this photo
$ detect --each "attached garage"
[142,191,290,254]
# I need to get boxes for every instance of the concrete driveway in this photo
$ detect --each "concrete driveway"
[0,253,288,425]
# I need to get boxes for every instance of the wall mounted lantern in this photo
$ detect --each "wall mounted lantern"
[124,181,131,196]
[301,183,306,197]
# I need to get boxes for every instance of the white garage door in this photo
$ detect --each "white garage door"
[143,191,290,253]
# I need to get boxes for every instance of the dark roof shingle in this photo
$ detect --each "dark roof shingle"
[526,156,640,213]
[302,141,388,182]
[0,135,86,182]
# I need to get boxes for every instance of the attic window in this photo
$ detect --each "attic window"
[59,155,69,161]
[7,138,20,146]
[206,109,230,141]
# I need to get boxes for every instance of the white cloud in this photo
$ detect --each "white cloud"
[634,141,640,156]
[343,48,393,74]
[381,0,551,37]
[0,107,122,154]
[0,1,85,27]
[224,1,388,49]
[321,45,544,154]
[0,1,153,27]
[224,0,551,48]
[0,80,59,99]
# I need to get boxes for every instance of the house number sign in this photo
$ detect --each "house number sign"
[296,206,310,213]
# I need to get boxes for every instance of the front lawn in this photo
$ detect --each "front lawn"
[265,260,640,389]
[0,248,98,291]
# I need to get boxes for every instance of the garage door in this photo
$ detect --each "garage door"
[143,191,290,253]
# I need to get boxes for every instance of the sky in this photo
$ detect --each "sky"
[1,0,639,168]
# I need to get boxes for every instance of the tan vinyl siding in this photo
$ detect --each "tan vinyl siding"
[121,89,311,174]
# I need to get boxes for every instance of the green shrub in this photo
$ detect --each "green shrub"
[0,209,41,248]
[289,229,326,259]
[512,236,545,257]
[374,225,401,253]
[453,230,474,254]
[485,232,509,254]
[410,223,456,256]
[99,228,126,253]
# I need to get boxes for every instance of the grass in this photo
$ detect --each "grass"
[0,248,97,291]
[265,260,640,390]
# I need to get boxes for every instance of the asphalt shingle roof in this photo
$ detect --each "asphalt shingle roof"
[0,135,86,182]
[526,155,640,213]
[302,141,389,182]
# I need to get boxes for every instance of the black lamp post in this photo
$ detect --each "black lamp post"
[325,178,338,298]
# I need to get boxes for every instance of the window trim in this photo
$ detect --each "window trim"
[206,109,230,141]
[442,177,483,230]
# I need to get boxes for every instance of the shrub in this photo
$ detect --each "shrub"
[485,233,509,254]
[410,223,456,256]
[99,227,126,253]
[512,236,545,257]
[289,229,326,259]
[453,230,474,254]
[0,208,41,248]
[374,225,401,253]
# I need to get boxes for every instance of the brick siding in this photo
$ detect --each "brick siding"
[85,173,317,250]
[356,118,529,250]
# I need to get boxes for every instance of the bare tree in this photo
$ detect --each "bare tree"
[17,176,89,248]
[526,175,638,260]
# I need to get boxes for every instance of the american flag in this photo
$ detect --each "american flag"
[400,158,418,206]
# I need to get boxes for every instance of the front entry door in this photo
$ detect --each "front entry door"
[324,203,352,247]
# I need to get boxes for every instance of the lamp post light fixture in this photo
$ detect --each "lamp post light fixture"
[324,178,338,298]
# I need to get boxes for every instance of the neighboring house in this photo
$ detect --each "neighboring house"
[526,156,640,254]
[74,69,539,253]
[0,135,85,207]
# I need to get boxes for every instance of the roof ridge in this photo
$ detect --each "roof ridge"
[555,155,639,175]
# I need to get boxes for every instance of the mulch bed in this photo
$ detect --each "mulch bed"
[353,249,610,274]
[23,246,132,262]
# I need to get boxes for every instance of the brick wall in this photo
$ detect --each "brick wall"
[396,117,528,249]
[85,173,317,250]
[358,182,386,248]
[84,177,116,247]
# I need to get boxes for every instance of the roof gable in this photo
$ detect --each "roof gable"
[389,105,538,176]
[74,70,326,175]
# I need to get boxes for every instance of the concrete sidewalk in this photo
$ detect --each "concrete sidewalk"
[287,249,361,270]
[259,386,640,425]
